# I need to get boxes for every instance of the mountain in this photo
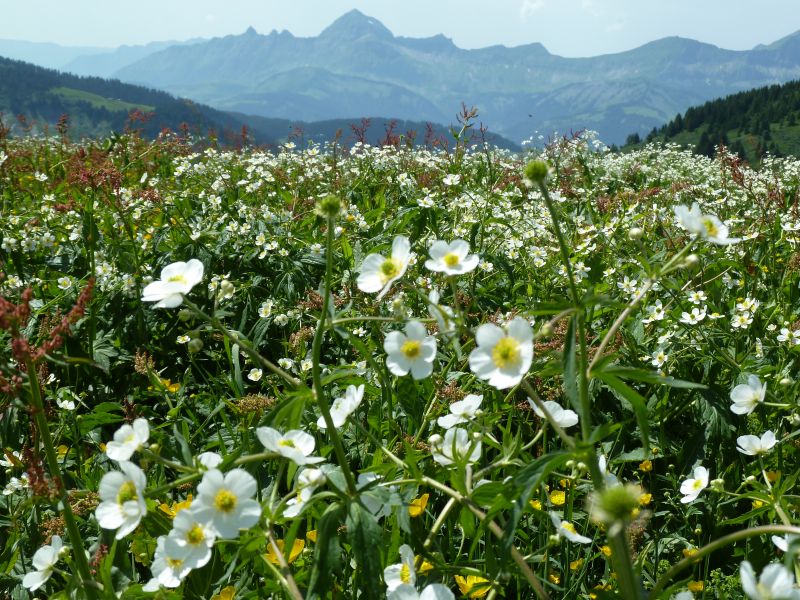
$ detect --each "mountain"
[0,39,107,69]
[107,11,800,145]
[627,78,800,163]
[0,56,519,150]
[61,39,206,78]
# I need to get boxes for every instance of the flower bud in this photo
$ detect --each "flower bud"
[428,434,443,447]
[523,160,550,186]
[628,227,644,240]
[187,338,203,354]
[779,377,792,386]
[316,194,342,218]
[178,308,193,322]
[710,478,725,492]
[684,254,699,268]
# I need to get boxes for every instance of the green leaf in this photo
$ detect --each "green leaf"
[346,501,384,598]
[563,316,579,413]
[596,372,650,453]
[598,365,707,389]
[308,502,345,599]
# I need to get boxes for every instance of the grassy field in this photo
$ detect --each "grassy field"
[0,129,798,599]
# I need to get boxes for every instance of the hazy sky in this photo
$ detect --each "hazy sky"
[2,0,799,57]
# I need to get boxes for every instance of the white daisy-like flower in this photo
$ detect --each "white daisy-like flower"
[389,584,455,600]
[56,276,71,290]
[141,259,204,308]
[442,174,461,186]
[651,348,668,368]
[384,544,417,592]
[468,317,533,389]
[424,239,479,275]
[740,561,800,600]
[168,506,217,569]
[317,384,364,429]
[176,335,190,344]
[736,431,777,456]
[105,418,149,462]
[384,320,437,380]
[284,468,326,518]
[771,533,799,553]
[730,375,766,415]
[679,466,709,504]
[680,307,706,325]
[430,427,481,466]
[357,236,412,300]
[142,535,193,591]
[528,399,579,428]
[256,427,324,465]
[192,468,262,539]
[674,203,740,245]
[197,452,223,470]
[437,394,482,429]
[550,512,592,544]
[247,368,263,382]
[95,461,148,539]
[22,535,63,591]
[428,289,455,337]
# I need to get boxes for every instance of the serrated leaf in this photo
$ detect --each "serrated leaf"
[346,501,384,598]
[308,502,345,598]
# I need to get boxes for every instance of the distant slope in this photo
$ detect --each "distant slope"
[0,57,519,150]
[109,10,800,144]
[0,57,276,142]
[61,39,206,78]
[628,79,800,163]
[0,39,106,69]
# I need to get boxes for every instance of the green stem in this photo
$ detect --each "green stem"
[26,360,99,599]
[311,217,357,495]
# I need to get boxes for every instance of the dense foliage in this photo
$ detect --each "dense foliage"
[0,129,799,599]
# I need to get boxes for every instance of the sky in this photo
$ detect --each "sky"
[1,0,799,57]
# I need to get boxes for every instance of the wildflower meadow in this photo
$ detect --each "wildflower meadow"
[1,126,799,599]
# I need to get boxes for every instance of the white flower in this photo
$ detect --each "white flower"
[384,543,417,592]
[384,320,437,380]
[56,276,71,290]
[318,384,364,429]
[437,394,482,429]
[142,535,193,591]
[357,236,412,300]
[176,335,190,344]
[730,375,766,415]
[651,348,668,368]
[740,561,800,600]
[550,512,592,544]
[772,534,799,553]
[674,203,740,245]
[141,259,204,308]
[95,461,148,539]
[105,418,149,462]
[284,468,326,518]
[257,427,324,465]
[528,399,579,428]
[247,368,263,382]
[442,174,461,186]
[680,307,706,325]
[468,317,533,389]
[424,239,479,275]
[431,427,481,466]
[22,535,63,591]
[428,289,455,337]
[679,466,709,504]
[258,300,273,318]
[192,469,262,539]
[197,452,223,470]
[168,506,216,568]
[732,312,753,329]
[736,431,777,456]
[388,584,455,600]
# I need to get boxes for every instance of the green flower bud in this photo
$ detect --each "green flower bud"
[524,160,550,186]
[588,483,642,529]
[187,338,203,354]
[316,194,342,218]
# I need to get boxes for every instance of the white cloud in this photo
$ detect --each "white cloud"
[205,14,217,23]
[520,0,546,19]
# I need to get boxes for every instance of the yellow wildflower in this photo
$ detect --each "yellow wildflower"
[639,493,652,506]
[264,539,305,565]
[158,494,193,519]
[766,471,781,483]
[306,530,317,543]
[548,572,561,585]
[211,587,236,600]
[418,559,434,575]
[682,548,698,559]
[570,558,584,571]
[752,499,766,509]
[454,574,491,598]
[409,493,429,518]
[529,499,542,511]
[57,445,69,458]
[639,459,653,472]
[600,545,612,557]
[688,581,704,593]
[550,490,566,506]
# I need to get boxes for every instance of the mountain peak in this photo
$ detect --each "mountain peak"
[243,26,259,36]
[319,9,393,41]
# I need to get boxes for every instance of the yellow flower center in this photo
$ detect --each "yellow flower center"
[166,557,184,570]
[379,258,400,282]
[562,522,577,534]
[400,563,411,583]
[492,337,520,369]
[214,489,237,513]
[186,524,206,545]
[167,274,188,284]
[692,479,704,491]
[701,217,719,238]
[279,439,296,448]
[443,252,460,267]
[117,481,138,504]
[401,340,422,359]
